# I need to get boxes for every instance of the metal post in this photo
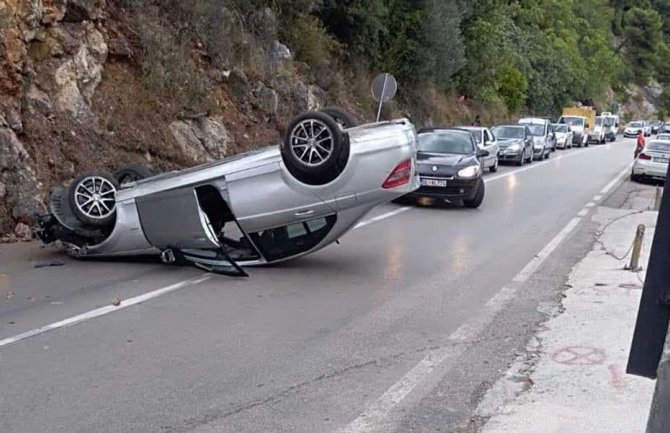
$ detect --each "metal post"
[376,74,388,123]
[627,224,646,272]
[654,187,663,211]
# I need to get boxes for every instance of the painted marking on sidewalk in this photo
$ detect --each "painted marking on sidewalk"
[339,163,633,433]
[0,275,211,350]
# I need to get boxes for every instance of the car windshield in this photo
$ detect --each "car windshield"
[629,122,643,128]
[418,131,475,154]
[603,117,615,127]
[492,126,524,139]
[647,141,670,153]
[523,124,545,136]
[561,117,584,127]
[595,117,603,126]
[553,124,568,133]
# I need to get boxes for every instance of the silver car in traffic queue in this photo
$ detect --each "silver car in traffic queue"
[632,139,670,182]
[552,123,573,149]
[491,124,534,166]
[35,110,419,274]
[459,126,500,172]
[518,117,555,159]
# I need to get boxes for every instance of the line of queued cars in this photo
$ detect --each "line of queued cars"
[405,114,619,209]
[630,119,670,183]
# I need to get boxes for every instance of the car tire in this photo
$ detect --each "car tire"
[113,164,154,185]
[464,180,485,209]
[545,149,551,159]
[538,151,544,161]
[516,155,524,166]
[68,171,119,228]
[490,158,499,173]
[281,111,349,185]
[320,107,357,130]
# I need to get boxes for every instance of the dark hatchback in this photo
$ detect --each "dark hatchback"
[405,128,487,208]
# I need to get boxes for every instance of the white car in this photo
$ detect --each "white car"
[552,123,573,149]
[459,126,500,172]
[624,121,647,138]
[657,133,670,141]
[632,140,670,182]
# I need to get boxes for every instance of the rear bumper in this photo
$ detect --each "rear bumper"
[498,150,523,162]
[633,160,669,179]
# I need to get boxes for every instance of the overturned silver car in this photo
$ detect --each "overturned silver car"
[35,109,419,275]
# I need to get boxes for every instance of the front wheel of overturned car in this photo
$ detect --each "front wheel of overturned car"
[68,171,119,227]
[113,164,154,185]
[464,180,485,209]
[282,111,349,185]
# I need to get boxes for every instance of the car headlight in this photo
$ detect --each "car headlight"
[507,144,521,152]
[457,165,480,179]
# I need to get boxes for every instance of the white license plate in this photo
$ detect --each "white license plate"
[421,178,447,187]
[654,158,669,164]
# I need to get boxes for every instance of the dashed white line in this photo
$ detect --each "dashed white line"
[585,202,596,208]
[0,275,211,350]
[593,194,603,201]
[577,209,589,217]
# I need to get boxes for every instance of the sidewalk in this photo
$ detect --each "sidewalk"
[476,183,659,432]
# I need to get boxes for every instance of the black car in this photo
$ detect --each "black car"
[406,128,487,208]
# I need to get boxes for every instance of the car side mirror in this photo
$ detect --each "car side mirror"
[477,149,490,158]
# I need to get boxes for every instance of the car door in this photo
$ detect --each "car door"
[483,129,498,165]
[225,162,335,235]
[524,127,533,158]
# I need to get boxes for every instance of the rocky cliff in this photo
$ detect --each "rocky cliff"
[0,0,342,240]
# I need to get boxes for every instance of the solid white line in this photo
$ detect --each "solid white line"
[601,165,631,195]
[0,275,211,350]
[342,212,586,432]
[511,217,581,283]
[340,160,631,433]
[354,207,411,229]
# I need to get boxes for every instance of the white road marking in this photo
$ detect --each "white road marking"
[354,207,411,229]
[339,162,633,433]
[593,194,603,201]
[585,202,596,208]
[0,275,211,350]
[577,209,589,217]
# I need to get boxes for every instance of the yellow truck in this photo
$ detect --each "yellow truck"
[559,106,596,147]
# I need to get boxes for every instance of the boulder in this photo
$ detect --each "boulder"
[24,83,53,114]
[169,117,231,164]
[252,82,279,116]
[271,41,292,62]
[14,222,32,241]
[52,24,107,118]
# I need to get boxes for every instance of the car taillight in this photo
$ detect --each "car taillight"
[639,153,652,160]
[383,159,412,189]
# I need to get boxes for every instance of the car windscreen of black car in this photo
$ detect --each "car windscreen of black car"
[418,132,474,155]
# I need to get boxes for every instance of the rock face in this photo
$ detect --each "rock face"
[0,117,43,225]
[169,117,231,164]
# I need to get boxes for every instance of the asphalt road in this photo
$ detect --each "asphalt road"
[0,138,635,433]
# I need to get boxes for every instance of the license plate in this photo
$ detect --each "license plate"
[421,178,447,187]
[654,158,669,164]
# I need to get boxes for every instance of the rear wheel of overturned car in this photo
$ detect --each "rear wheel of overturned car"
[282,111,349,185]
[113,164,154,186]
[464,180,485,209]
[68,171,119,227]
[320,107,357,130]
